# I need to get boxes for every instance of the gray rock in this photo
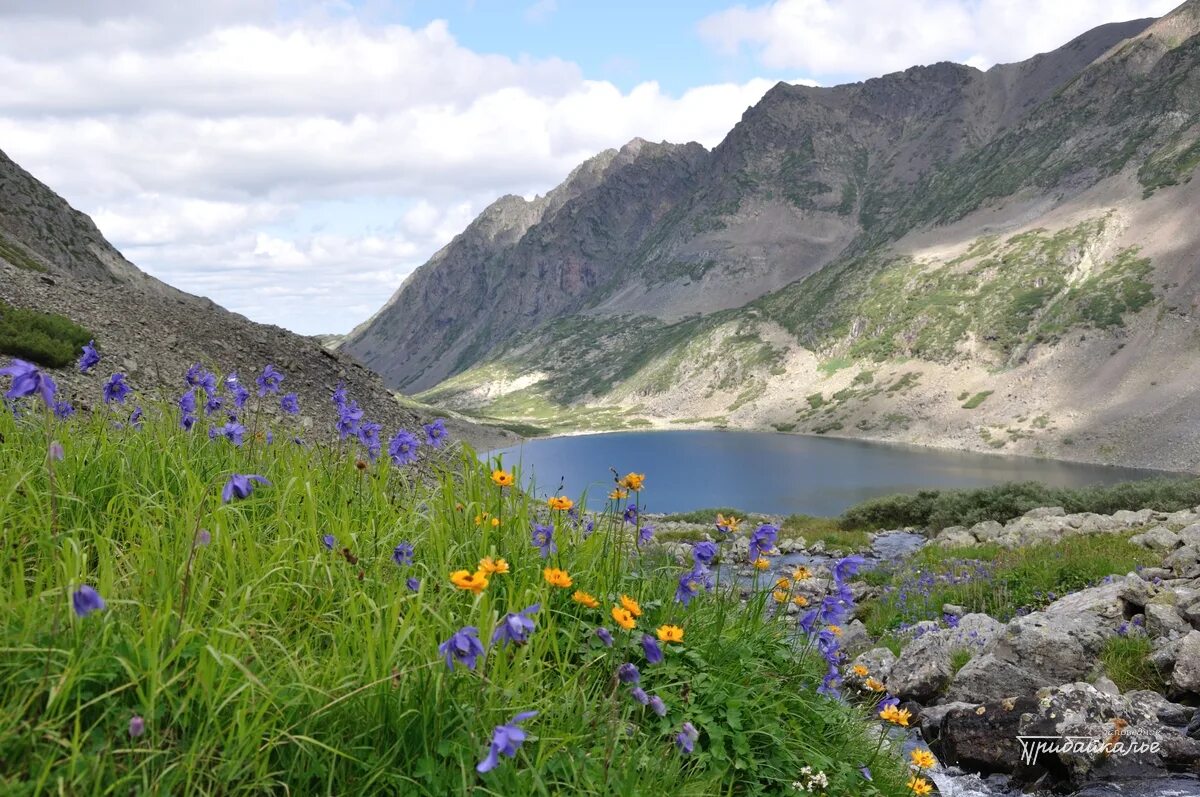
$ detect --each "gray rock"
[1125,690,1193,727]
[851,647,898,682]
[1166,546,1200,579]
[1024,506,1067,519]
[996,613,1111,684]
[1178,523,1200,548]
[1092,675,1121,696]
[936,526,977,547]
[1129,525,1181,551]
[889,614,1004,702]
[839,619,872,657]
[969,520,1005,544]
[1146,603,1191,638]
[942,603,967,618]
[1113,509,1157,527]
[946,653,1050,703]
[1172,631,1200,692]
[1119,574,1160,609]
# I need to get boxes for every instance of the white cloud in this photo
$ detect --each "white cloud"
[0,6,777,335]
[698,0,1179,77]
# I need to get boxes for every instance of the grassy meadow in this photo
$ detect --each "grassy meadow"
[0,367,918,796]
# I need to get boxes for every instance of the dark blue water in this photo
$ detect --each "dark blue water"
[489,430,1171,515]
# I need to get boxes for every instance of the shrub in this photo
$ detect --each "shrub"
[0,300,93,367]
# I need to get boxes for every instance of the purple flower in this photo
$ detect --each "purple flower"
[388,429,420,466]
[221,473,269,503]
[103,373,130,405]
[186,363,203,386]
[129,715,145,738]
[439,626,485,671]
[196,529,211,547]
[204,395,223,416]
[675,722,698,755]
[228,375,250,409]
[642,634,663,665]
[53,400,74,420]
[181,414,197,431]
[280,393,300,415]
[531,523,556,558]
[179,389,197,416]
[218,421,246,446]
[832,554,866,583]
[48,441,64,461]
[648,694,667,717]
[256,364,284,396]
[638,524,655,545]
[2,359,57,405]
[675,565,712,607]
[492,604,539,647]
[476,711,537,773]
[336,401,363,439]
[331,381,347,409]
[748,524,778,562]
[583,518,595,539]
[692,541,718,566]
[617,662,640,684]
[77,341,100,373]
[322,534,335,550]
[406,577,420,591]
[423,418,448,448]
[623,503,638,525]
[392,542,414,566]
[631,687,650,705]
[129,406,143,429]
[859,765,873,781]
[197,371,217,396]
[357,420,382,460]
[72,585,106,617]
[595,627,613,647]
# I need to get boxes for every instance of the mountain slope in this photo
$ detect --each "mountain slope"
[0,148,513,450]
[347,1,1200,470]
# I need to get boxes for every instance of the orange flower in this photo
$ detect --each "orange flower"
[656,624,683,643]
[792,594,809,607]
[449,569,488,594]
[620,472,645,491]
[775,577,791,590]
[619,594,642,617]
[865,677,886,692]
[751,557,771,570]
[608,488,628,500]
[611,606,636,630]
[547,496,574,511]
[491,469,514,487]
[490,517,500,527]
[906,776,933,795]
[910,749,937,770]
[827,625,843,637]
[791,566,812,581]
[572,590,599,608]
[772,589,789,604]
[478,557,509,575]
[880,705,912,727]
[715,513,741,533]
[851,664,870,678]
[543,567,573,588]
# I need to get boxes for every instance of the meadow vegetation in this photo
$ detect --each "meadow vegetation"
[0,356,918,796]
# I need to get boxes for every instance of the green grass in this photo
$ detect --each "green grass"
[839,477,1200,533]
[0,234,47,273]
[0,401,911,795]
[949,648,973,676]
[859,534,1161,635]
[961,391,993,409]
[782,515,872,552]
[1100,635,1166,693]
[0,300,94,368]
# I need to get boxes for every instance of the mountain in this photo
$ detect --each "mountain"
[345,2,1200,471]
[0,148,513,450]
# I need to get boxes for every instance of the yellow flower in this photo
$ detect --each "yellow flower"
[910,749,937,770]
[490,517,500,527]
[865,677,886,692]
[880,705,912,727]
[572,590,599,608]
[611,606,636,630]
[791,566,812,581]
[449,569,489,594]
[478,557,509,576]
[619,594,642,617]
[491,469,514,487]
[851,664,870,678]
[772,589,789,604]
[656,624,684,643]
[827,625,843,637]
[751,557,771,570]
[715,512,741,532]
[792,594,809,607]
[775,576,791,590]
[547,496,574,511]
[543,567,573,588]
[620,472,646,491]
[906,776,933,795]
[608,488,628,500]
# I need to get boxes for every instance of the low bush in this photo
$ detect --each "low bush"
[0,300,94,368]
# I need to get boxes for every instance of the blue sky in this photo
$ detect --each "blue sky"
[0,0,1179,334]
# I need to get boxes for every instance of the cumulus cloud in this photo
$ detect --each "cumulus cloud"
[0,5,776,334]
[698,0,1179,77]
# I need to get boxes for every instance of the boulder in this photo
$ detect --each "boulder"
[945,653,1050,703]
[1119,574,1161,609]
[996,613,1111,684]
[968,520,1005,544]
[851,647,898,682]
[1172,631,1200,692]
[1146,603,1191,639]
[935,526,976,547]
[1125,690,1194,728]
[1178,523,1200,548]
[888,614,1003,702]
[1113,509,1157,527]
[1166,546,1200,579]
[1024,506,1066,519]
[839,619,872,657]
[935,697,1039,775]
[1130,526,1182,551]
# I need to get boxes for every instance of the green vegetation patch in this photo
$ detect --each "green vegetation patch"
[961,390,993,409]
[0,299,93,368]
[839,477,1200,533]
[0,233,47,272]
[1101,635,1167,692]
